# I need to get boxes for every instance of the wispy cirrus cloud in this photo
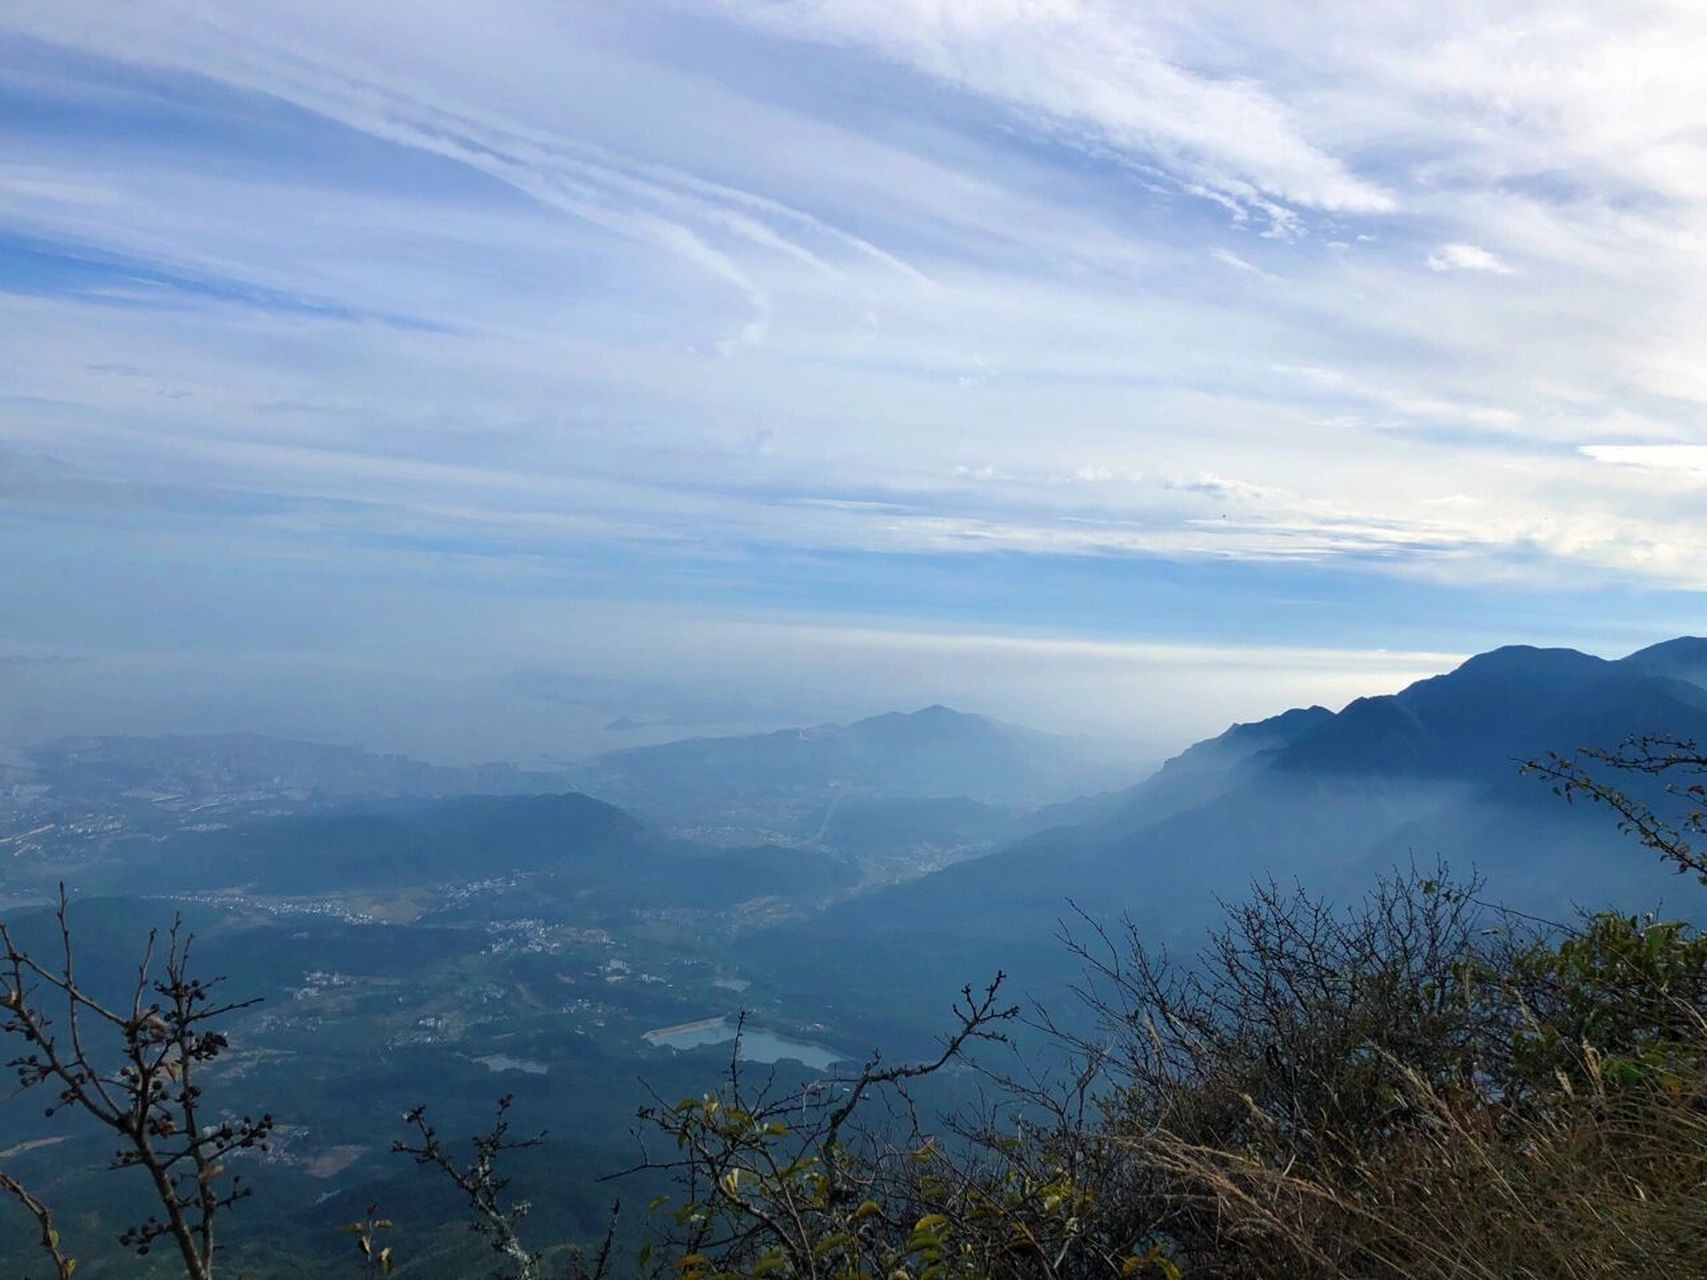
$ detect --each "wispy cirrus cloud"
[692,0,1396,230]
[3,1,1707,752]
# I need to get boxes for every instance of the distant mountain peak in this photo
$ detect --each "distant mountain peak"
[1257,705,1335,731]
[846,705,1004,747]
[1448,644,1607,677]
[1392,645,1608,710]
[913,703,965,717]
[1621,637,1707,688]
[1625,635,1707,659]
[1263,637,1707,780]
[852,704,977,725]
[573,701,1139,811]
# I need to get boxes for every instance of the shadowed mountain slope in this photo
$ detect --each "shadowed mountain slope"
[745,640,1707,1033]
[91,790,857,907]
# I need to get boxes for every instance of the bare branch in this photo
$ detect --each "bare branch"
[393,1094,545,1280]
[0,1169,77,1280]
[2,892,272,1280]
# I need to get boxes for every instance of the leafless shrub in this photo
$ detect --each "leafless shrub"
[0,885,272,1280]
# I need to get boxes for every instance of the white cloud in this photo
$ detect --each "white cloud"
[1211,247,1260,272]
[5,0,1707,751]
[694,0,1395,226]
[1425,243,1514,274]
[1581,444,1707,475]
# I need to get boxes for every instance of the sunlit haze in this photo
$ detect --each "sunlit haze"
[6,3,1707,760]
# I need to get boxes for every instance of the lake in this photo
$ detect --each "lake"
[643,1017,841,1070]
[475,1053,550,1075]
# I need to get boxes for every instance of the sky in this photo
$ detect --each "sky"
[3,1,1707,762]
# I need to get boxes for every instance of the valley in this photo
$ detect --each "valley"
[4,643,1707,1276]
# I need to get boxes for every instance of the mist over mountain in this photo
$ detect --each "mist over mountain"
[1,706,1146,893]
[20,732,567,807]
[748,639,1707,1020]
[5,638,1707,1277]
[564,704,1146,850]
[16,8,1707,1272]
[13,642,1705,953]
[7,788,865,928]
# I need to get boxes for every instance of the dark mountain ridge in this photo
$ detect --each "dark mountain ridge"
[1277,644,1707,779]
[743,638,1707,1026]
[88,790,858,909]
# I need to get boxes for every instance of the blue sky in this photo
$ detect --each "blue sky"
[4,2,1707,761]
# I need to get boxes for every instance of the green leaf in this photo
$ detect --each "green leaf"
[812,1230,853,1258]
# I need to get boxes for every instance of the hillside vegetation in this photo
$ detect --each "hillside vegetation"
[632,734,1707,1280]
[9,642,1707,1277]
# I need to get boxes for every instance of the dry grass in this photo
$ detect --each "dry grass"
[1133,1054,1707,1280]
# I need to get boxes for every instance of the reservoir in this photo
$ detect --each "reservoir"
[643,1017,840,1070]
[476,1053,550,1075]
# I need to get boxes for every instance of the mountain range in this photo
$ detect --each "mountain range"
[6,637,1707,1276]
[744,638,1707,1027]
[12,638,1707,1039]
[563,704,1146,844]
[12,707,1142,868]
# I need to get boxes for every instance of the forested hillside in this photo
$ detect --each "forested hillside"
[6,640,1707,1278]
